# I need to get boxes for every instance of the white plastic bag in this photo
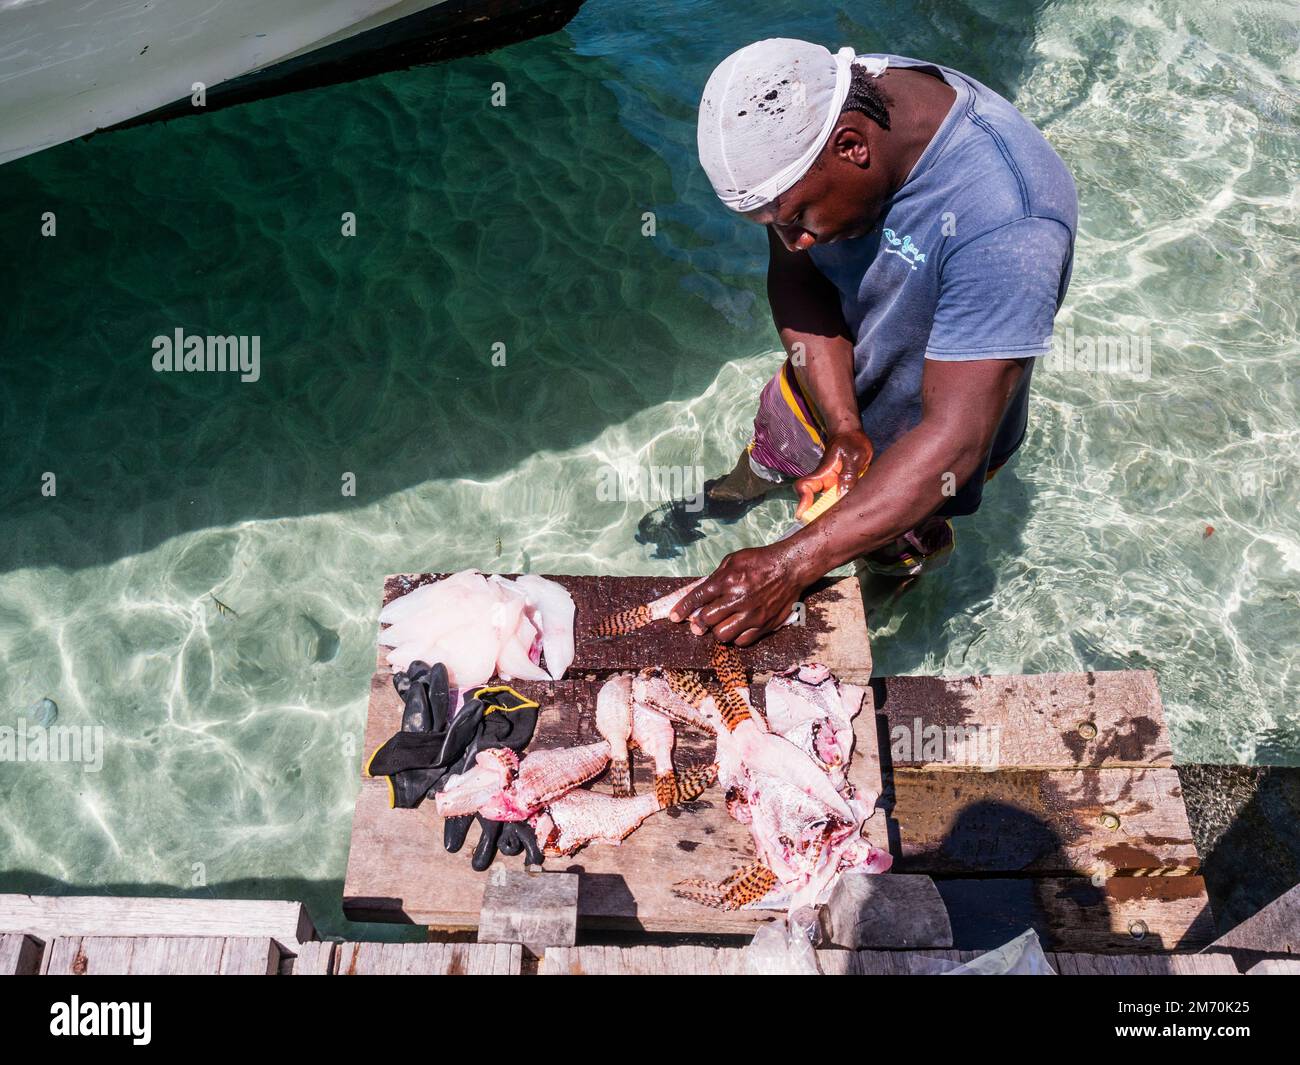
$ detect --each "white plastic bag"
[742,907,822,975]
[941,929,1057,975]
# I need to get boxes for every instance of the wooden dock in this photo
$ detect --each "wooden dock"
[1,573,1255,976]
[342,572,1216,955]
[1,879,1294,975]
[345,573,879,934]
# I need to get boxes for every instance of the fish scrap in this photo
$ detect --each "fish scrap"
[663,645,891,911]
[435,735,716,857]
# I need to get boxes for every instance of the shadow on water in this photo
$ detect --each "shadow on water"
[1180,764,1300,940]
[0,1,1052,578]
[0,29,772,574]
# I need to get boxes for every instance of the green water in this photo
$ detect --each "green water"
[1,0,1297,931]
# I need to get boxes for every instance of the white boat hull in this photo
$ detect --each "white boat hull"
[0,0,581,165]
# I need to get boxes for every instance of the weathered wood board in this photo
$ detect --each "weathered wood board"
[344,573,880,934]
[876,670,1172,769]
[478,868,579,952]
[1050,951,1236,975]
[1245,958,1300,974]
[538,943,1237,975]
[39,936,284,975]
[0,895,315,945]
[825,945,1233,974]
[1210,882,1300,955]
[332,941,521,975]
[936,876,1216,953]
[290,941,336,975]
[888,766,1198,877]
[541,944,747,976]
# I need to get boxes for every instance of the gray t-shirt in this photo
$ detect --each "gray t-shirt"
[809,54,1077,516]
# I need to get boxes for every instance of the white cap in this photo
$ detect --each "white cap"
[697,39,887,213]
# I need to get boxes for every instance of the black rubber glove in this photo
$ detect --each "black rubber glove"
[444,814,545,870]
[439,686,541,870]
[372,671,543,868]
[367,661,454,808]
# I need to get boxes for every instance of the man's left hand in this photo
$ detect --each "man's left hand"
[669,543,809,646]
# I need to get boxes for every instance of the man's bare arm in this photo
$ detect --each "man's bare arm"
[672,356,1029,644]
[790,356,1029,573]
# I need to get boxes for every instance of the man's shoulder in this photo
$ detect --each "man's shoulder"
[938,76,1078,236]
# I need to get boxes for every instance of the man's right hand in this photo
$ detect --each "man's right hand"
[795,428,874,519]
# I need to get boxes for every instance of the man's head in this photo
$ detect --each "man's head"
[697,40,894,249]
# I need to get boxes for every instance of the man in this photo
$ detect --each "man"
[673,39,1077,646]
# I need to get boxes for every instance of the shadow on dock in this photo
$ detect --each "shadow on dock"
[1180,764,1300,933]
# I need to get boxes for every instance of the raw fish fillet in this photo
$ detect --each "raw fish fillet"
[514,574,576,680]
[488,577,550,682]
[595,673,634,796]
[378,569,576,688]
[534,764,716,855]
[434,741,612,821]
[764,664,861,790]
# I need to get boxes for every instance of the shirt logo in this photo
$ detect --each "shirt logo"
[882,228,927,270]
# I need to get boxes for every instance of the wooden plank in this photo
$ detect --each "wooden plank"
[291,941,336,975]
[0,933,44,975]
[539,945,746,975]
[540,947,582,975]
[890,767,1198,876]
[540,944,1233,975]
[0,895,315,944]
[346,666,883,934]
[827,949,982,975]
[478,868,579,953]
[1049,952,1237,975]
[936,876,1216,953]
[37,936,281,975]
[331,941,520,975]
[127,937,225,975]
[379,574,872,680]
[1244,959,1300,975]
[219,938,281,975]
[876,671,1171,769]
[43,936,132,975]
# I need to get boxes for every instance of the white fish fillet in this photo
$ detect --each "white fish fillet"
[379,570,485,625]
[488,576,551,682]
[378,569,574,687]
[514,574,576,680]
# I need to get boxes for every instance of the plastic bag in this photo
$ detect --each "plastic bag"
[940,929,1057,975]
[742,907,822,975]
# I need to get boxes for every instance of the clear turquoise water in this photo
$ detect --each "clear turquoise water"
[0,0,1296,931]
